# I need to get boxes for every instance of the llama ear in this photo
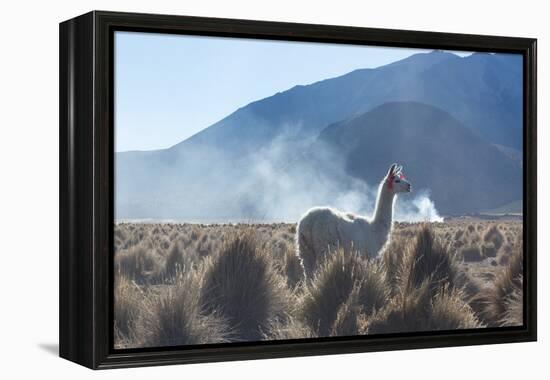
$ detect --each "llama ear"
[387,163,397,177]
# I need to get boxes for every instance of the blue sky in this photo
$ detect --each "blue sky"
[115,31,471,152]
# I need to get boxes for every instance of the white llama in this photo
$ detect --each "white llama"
[296,163,411,279]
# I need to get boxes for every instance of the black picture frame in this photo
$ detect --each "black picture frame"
[59,10,537,369]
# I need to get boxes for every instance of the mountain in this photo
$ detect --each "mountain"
[484,200,523,215]
[115,51,523,219]
[313,102,522,215]
[168,50,521,158]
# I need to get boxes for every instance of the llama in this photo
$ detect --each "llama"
[296,163,411,279]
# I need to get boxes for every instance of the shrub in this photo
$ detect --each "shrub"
[382,234,408,296]
[282,247,305,289]
[355,259,389,316]
[372,225,482,334]
[115,244,161,284]
[476,241,523,327]
[140,272,230,347]
[263,317,316,340]
[483,224,504,251]
[270,242,304,290]
[500,279,523,326]
[429,285,482,330]
[367,281,482,334]
[114,276,144,348]
[200,232,290,341]
[163,242,184,281]
[162,242,198,281]
[367,279,432,334]
[300,249,388,336]
[330,285,363,336]
[397,224,461,296]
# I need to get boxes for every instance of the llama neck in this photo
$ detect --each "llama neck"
[372,182,396,231]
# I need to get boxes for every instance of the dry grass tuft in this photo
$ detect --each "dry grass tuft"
[200,232,291,341]
[163,242,185,280]
[429,285,482,330]
[372,225,482,334]
[115,244,161,284]
[368,281,482,334]
[483,224,504,251]
[139,272,230,347]
[114,276,145,348]
[383,235,407,296]
[300,249,388,337]
[367,280,432,334]
[475,240,523,327]
[330,285,364,336]
[263,317,316,340]
[500,279,523,326]
[397,224,461,296]
[274,245,305,290]
[281,246,306,289]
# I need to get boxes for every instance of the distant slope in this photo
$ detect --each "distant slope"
[484,200,523,215]
[160,50,521,162]
[314,102,522,215]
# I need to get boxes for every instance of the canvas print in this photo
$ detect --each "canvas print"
[113,31,524,349]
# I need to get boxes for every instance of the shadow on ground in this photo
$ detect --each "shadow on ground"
[38,343,58,356]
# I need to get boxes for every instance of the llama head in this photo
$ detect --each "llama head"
[385,163,411,194]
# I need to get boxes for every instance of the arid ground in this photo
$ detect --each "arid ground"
[114,219,523,349]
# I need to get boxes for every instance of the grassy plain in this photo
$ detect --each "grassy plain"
[114,219,523,349]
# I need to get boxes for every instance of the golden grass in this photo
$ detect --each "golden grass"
[474,236,523,327]
[113,220,523,348]
[200,232,291,341]
[299,249,387,336]
[139,272,231,347]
